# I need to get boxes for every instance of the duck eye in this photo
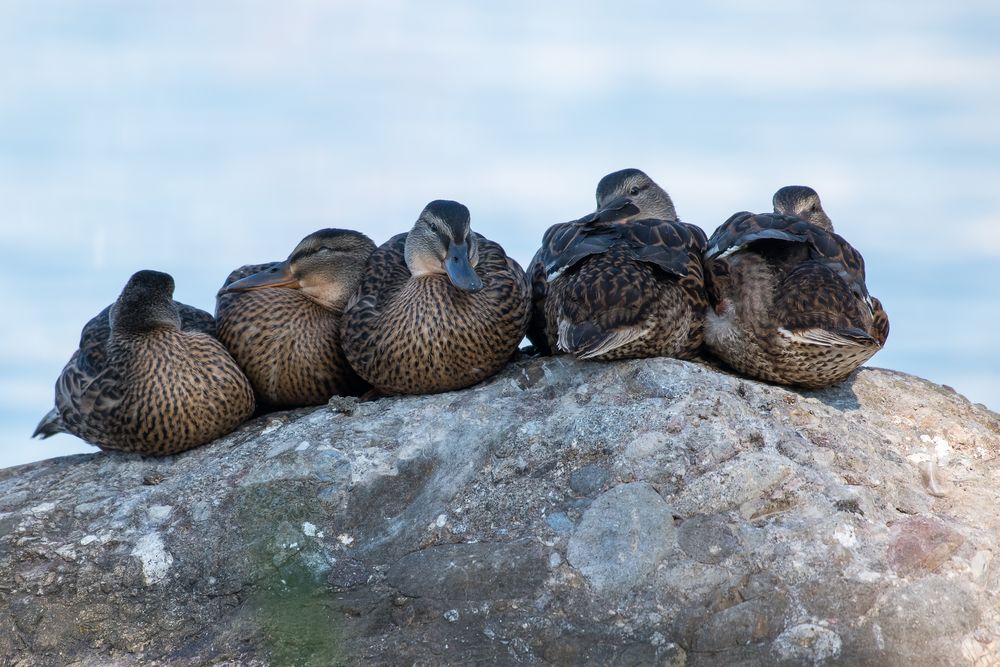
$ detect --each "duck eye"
[629,186,640,196]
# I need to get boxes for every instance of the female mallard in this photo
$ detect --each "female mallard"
[528,168,709,360]
[33,270,255,455]
[340,200,530,395]
[703,185,889,388]
[216,228,376,408]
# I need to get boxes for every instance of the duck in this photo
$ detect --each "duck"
[216,228,376,408]
[340,199,530,395]
[32,270,255,455]
[703,185,889,388]
[527,168,709,360]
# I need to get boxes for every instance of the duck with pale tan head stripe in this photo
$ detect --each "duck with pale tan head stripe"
[216,228,376,408]
[341,200,530,395]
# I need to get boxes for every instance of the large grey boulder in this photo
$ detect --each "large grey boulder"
[2,357,999,666]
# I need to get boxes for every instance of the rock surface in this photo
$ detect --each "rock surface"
[2,357,999,666]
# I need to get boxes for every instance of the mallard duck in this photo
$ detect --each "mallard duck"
[216,228,376,408]
[703,185,889,388]
[527,168,709,360]
[32,270,255,454]
[340,200,530,395]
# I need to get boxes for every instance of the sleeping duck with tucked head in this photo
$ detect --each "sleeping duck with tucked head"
[527,168,709,360]
[216,228,376,408]
[340,199,530,395]
[33,270,255,455]
[703,185,889,388]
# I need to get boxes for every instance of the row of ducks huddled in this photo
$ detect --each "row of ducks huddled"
[34,169,888,456]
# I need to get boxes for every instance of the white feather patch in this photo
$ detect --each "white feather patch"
[546,266,566,282]
[576,326,651,359]
[777,327,867,349]
[714,244,744,259]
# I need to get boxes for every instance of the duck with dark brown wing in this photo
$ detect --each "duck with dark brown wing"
[703,185,889,388]
[528,168,709,360]
[216,229,376,408]
[340,200,530,395]
[33,270,255,454]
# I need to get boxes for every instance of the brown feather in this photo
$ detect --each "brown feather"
[704,210,888,388]
[341,233,530,394]
[37,274,254,454]
[533,218,709,361]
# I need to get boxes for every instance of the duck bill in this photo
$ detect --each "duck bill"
[589,195,640,224]
[222,261,300,293]
[445,241,484,293]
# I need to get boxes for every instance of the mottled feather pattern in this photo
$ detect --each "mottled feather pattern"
[537,218,709,361]
[75,302,217,372]
[216,263,367,408]
[704,212,887,388]
[34,302,221,439]
[525,246,551,354]
[341,233,531,394]
[51,314,254,455]
[707,212,869,301]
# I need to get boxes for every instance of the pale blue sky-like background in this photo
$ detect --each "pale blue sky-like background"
[2,1,998,469]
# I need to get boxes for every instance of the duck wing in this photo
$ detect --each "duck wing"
[33,307,119,439]
[51,348,125,447]
[773,261,879,351]
[538,217,622,283]
[34,298,214,439]
[552,218,707,359]
[707,212,871,304]
[625,219,708,278]
[178,303,216,337]
[525,246,551,353]
[870,296,890,346]
[345,233,412,315]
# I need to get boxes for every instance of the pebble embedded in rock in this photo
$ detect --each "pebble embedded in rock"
[676,513,737,564]
[567,482,675,595]
[569,464,609,497]
[545,512,574,534]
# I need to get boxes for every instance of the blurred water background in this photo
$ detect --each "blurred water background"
[2,1,998,468]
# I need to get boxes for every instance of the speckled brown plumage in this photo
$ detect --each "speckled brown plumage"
[704,203,889,388]
[534,216,709,360]
[32,301,219,439]
[34,270,255,454]
[215,230,375,408]
[527,168,702,359]
[341,232,530,395]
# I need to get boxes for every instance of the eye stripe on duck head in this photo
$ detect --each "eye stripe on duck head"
[594,168,678,222]
[223,229,376,309]
[405,200,483,292]
[772,185,834,232]
[418,199,472,244]
[287,228,377,265]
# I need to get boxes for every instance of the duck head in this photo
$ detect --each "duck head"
[222,229,376,310]
[590,168,678,223]
[772,185,833,231]
[110,270,182,333]
[404,200,483,292]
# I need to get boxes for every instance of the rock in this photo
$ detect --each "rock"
[567,482,675,595]
[677,514,738,565]
[569,463,609,497]
[2,357,1000,666]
